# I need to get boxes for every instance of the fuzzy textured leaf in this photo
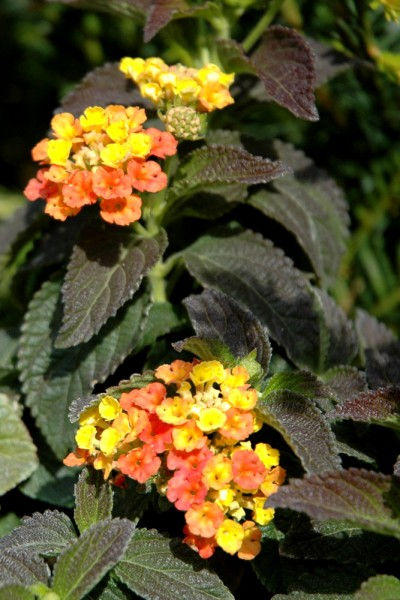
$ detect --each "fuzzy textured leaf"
[57,227,165,348]
[184,230,321,370]
[355,575,400,599]
[52,519,135,600]
[264,371,323,398]
[0,585,35,600]
[144,1,219,42]
[0,550,50,587]
[18,279,150,458]
[0,510,76,557]
[183,289,271,372]
[169,145,289,200]
[321,366,367,404]
[74,469,113,533]
[47,0,147,21]
[266,468,400,538]
[0,394,37,496]
[331,387,400,429]
[60,62,151,116]
[115,528,234,600]
[355,309,395,351]
[258,391,341,473]
[251,26,318,121]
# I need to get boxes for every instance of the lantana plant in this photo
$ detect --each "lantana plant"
[1,1,400,599]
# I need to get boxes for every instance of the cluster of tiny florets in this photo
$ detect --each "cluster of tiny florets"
[64,359,285,560]
[24,105,177,225]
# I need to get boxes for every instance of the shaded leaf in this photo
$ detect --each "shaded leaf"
[169,145,289,201]
[0,204,41,258]
[184,230,321,370]
[52,519,135,600]
[138,301,183,349]
[355,575,400,599]
[114,528,234,600]
[394,456,400,477]
[366,343,400,389]
[266,468,400,538]
[321,366,367,404]
[20,456,76,508]
[60,62,151,116]
[252,522,284,594]
[74,468,113,533]
[47,0,147,22]
[18,279,150,458]
[0,585,35,600]
[331,387,400,429]
[0,550,50,587]
[183,289,271,372]
[257,391,341,473]
[0,393,37,495]
[173,336,234,364]
[216,39,257,75]
[0,514,19,539]
[272,594,353,600]
[355,309,395,351]
[144,0,220,42]
[88,576,137,600]
[264,371,323,398]
[57,226,165,347]
[0,510,76,557]
[309,38,353,87]
[251,26,318,121]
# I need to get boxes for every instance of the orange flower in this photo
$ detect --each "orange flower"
[31,138,49,162]
[146,128,178,158]
[62,170,97,207]
[185,501,224,538]
[232,449,266,491]
[24,169,57,201]
[172,421,207,452]
[99,194,142,226]
[63,448,89,467]
[45,194,81,221]
[166,445,212,473]
[139,414,173,454]
[198,82,234,112]
[167,471,208,510]
[237,521,262,560]
[155,360,194,384]
[117,445,161,483]
[219,408,254,441]
[121,382,166,413]
[127,159,167,193]
[183,525,217,559]
[92,166,132,199]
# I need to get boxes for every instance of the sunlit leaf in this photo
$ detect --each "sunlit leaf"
[74,468,113,533]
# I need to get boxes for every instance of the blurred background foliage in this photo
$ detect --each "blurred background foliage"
[1,0,400,330]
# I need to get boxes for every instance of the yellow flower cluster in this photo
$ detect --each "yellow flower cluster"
[65,358,285,561]
[119,57,235,113]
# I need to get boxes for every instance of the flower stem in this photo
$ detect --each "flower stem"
[242,0,284,53]
[148,261,168,303]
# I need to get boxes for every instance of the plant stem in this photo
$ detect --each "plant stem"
[242,0,283,53]
[148,261,167,303]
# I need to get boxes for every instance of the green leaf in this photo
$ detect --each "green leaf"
[88,576,137,599]
[0,514,19,538]
[60,62,151,117]
[168,145,288,201]
[0,585,35,600]
[249,146,349,286]
[52,519,135,600]
[216,39,257,75]
[257,391,341,473]
[18,279,150,458]
[355,575,400,599]
[0,511,77,557]
[0,393,37,495]
[138,301,183,349]
[266,468,400,538]
[114,528,234,600]
[183,289,271,373]
[264,371,323,398]
[20,455,76,508]
[0,204,41,258]
[252,523,284,593]
[56,226,166,348]
[272,594,353,600]
[331,387,400,430]
[74,468,113,533]
[0,550,50,587]
[184,230,321,370]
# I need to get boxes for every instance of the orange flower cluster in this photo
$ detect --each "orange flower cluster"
[64,359,285,560]
[24,105,177,225]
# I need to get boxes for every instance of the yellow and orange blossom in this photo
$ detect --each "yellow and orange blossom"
[64,358,285,561]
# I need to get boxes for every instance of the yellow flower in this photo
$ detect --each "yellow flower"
[100,143,128,167]
[191,360,226,386]
[79,106,107,131]
[99,395,122,421]
[100,427,122,455]
[139,82,163,104]
[119,57,145,81]
[216,519,245,555]
[106,120,130,143]
[93,453,113,478]
[197,63,234,87]
[252,498,275,526]
[75,424,97,451]
[156,397,192,425]
[228,388,258,410]
[254,443,280,468]
[197,407,227,433]
[125,132,152,158]
[78,405,100,426]
[47,139,72,166]
[203,455,233,490]
[51,112,81,140]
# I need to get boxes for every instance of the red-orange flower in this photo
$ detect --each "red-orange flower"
[121,382,166,413]
[92,166,132,199]
[183,525,217,559]
[146,128,178,158]
[232,450,266,491]
[117,445,161,483]
[166,446,212,473]
[62,170,97,207]
[185,501,224,538]
[127,159,167,192]
[219,408,254,441]
[99,195,142,226]
[167,470,208,511]
[139,414,172,454]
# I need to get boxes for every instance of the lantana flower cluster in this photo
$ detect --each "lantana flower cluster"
[64,359,285,560]
[24,105,177,225]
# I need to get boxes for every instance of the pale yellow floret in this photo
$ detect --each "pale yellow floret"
[228,388,258,410]
[112,413,131,437]
[79,405,100,426]
[216,520,245,555]
[197,407,227,433]
[93,453,113,478]
[139,82,163,104]
[254,443,280,468]
[75,425,97,451]
[119,57,145,81]
[47,139,72,166]
[191,360,226,386]
[99,395,122,421]
[197,64,235,87]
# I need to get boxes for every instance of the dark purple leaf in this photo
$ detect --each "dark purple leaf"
[331,387,400,425]
[46,0,147,20]
[144,0,219,42]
